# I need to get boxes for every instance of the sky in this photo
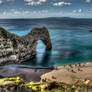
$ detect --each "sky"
[0,0,92,18]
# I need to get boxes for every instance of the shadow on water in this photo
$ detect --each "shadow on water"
[40,50,52,66]
[22,50,52,67]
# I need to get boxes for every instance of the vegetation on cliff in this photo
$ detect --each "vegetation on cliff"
[0,27,18,49]
[0,28,8,39]
[0,77,92,92]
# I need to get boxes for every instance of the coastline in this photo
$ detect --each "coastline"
[0,64,53,82]
[0,27,52,66]
[0,61,92,92]
[0,61,92,84]
[41,61,92,84]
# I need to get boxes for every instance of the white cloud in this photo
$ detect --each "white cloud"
[89,10,92,13]
[86,0,91,3]
[78,9,82,13]
[38,10,48,13]
[87,9,92,13]
[0,0,3,4]
[0,0,14,4]
[3,10,32,16]
[7,0,15,2]
[53,2,72,6]
[0,9,48,18]
[73,9,82,13]
[73,10,77,13]
[24,0,47,6]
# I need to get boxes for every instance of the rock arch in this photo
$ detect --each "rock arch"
[30,27,52,50]
[0,27,52,65]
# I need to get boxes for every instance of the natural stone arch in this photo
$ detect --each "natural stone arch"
[28,27,52,50]
[0,26,52,65]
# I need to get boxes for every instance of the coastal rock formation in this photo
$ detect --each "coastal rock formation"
[0,27,52,65]
[41,62,92,84]
[89,30,92,32]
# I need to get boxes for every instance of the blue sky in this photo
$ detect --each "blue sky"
[0,0,92,18]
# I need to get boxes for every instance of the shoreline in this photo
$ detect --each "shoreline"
[0,61,92,84]
[0,64,53,82]
[41,61,92,84]
[0,61,92,92]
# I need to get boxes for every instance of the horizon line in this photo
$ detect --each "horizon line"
[0,17,92,19]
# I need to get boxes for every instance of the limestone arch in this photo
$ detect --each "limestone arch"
[30,27,52,50]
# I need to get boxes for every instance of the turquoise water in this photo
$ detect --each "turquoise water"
[0,18,92,66]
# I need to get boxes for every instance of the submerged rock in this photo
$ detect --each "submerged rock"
[0,27,52,66]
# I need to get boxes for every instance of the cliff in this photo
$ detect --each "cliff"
[0,27,52,66]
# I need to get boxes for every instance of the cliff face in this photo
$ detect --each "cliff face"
[0,27,52,66]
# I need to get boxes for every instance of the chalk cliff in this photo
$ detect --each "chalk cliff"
[0,27,52,65]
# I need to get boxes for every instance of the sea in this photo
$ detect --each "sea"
[0,17,92,67]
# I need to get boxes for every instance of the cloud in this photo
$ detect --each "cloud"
[86,0,91,3]
[73,10,77,13]
[24,0,47,6]
[0,0,14,4]
[73,9,82,13]
[87,9,92,13]
[0,0,3,4]
[0,9,48,18]
[78,9,82,13]
[7,0,15,2]
[53,1,72,6]
[89,10,92,13]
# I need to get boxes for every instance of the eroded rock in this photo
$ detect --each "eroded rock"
[89,30,92,32]
[0,27,52,65]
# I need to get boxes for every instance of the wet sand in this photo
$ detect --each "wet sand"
[0,64,53,82]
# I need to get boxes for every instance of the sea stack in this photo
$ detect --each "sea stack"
[0,27,52,66]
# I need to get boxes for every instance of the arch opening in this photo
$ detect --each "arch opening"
[35,40,52,66]
[36,40,45,64]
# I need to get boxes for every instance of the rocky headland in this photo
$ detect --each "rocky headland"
[0,27,52,66]
[1,26,92,92]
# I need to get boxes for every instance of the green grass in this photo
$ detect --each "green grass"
[0,29,8,39]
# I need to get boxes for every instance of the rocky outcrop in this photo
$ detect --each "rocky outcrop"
[41,62,92,85]
[89,30,92,32]
[0,27,52,66]
[0,76,92,92]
